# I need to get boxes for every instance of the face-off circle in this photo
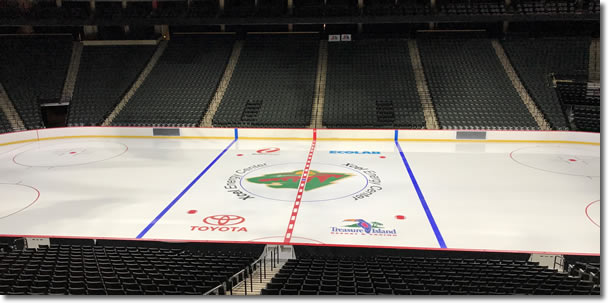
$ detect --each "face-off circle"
[239,163,369,202]
[13,141,128,167]
[509,146,599,177]
[0,183,40,219]
[585,200,600,228]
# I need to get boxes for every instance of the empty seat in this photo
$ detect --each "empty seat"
[261,288,279,295]
[279,288,299,295]
[112,35,235,127]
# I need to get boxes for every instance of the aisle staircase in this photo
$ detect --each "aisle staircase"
[492,40,551,130]
[588,39,599,83]
[228,261,287,295]
[102,40,168,126]
[200,40,244,127]
[408,40,438,130]
[0,83,25,131]
[309,40,328,129]
[60,42,83,103]
[227,245,293,296]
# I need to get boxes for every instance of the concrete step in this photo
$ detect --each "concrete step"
[102,40,168,126]
[201,40,244,127]
[309,40,328,129]
[491,40,550,130]
[61,42,83,103]
[0,83,25,131]
[228,261,288,296]
[408,40,438,130]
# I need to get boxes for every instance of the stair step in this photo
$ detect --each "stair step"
[103,40,168,126]
[202,40,244,127]
[227,261,288,296]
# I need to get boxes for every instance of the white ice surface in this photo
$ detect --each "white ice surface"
[0,135,600,254]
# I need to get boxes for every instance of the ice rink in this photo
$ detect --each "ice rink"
[0,127,600,256]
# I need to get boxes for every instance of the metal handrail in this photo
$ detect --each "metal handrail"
[202,282,227,295]
[204,245,269,296]
[228,268,248,295]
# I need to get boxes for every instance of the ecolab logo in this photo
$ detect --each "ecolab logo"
[190,215,248,232]
[329,151,381,155]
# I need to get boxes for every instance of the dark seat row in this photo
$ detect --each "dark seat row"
[0,242,264,296]
[262,255,599,295]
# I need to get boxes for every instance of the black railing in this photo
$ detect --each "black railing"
[204,245,278,295]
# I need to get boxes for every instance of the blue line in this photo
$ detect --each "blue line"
[394,130,447,248]
[136,129,239,239]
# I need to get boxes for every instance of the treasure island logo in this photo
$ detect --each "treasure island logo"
[246,170,352,191]
[330,219,397,237]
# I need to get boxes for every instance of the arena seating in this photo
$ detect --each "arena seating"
[569,262,600,286]
[257,0,287,17]
[150,1,188,19]
[111,35,234,127]
[0,241,264,295]
[513,0,578,14]
[224,0,256,17]
[124,2,154,18]
[95,2,124,20]
[324,39,426,129]
[438,0,506,15]
[571,105,599,132]
[363,0,397,16]
[186,0,219,17]
[293,0,324,17]
[501,37,591,130]
[325,0,358,16]
[400,0,432,15]
[68,45,156,126]
[585,0,600,13]
[554,81,599,132]
[0,1,90,20]
[0,111,12,134]
[0,35,73,130]
[212,34,319,128]
[261,255,598,295]
[418,38,539,130]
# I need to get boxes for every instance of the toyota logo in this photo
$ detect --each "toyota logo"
[203,215,245,226]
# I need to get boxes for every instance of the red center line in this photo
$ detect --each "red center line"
[283,129,317,243]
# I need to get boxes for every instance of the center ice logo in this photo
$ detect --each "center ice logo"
[231,163,375,202]
[246,170,352,191]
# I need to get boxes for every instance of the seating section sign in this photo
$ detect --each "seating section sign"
[329,34,352,42]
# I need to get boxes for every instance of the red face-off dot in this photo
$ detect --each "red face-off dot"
[69,152,77,154]
[380,156,386,159]
[236,154,243,157]
[568,159,577,162]
[395,215,405,220]
[187,210,197,214]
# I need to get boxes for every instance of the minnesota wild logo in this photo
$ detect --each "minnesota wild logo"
[247,170,352,191]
